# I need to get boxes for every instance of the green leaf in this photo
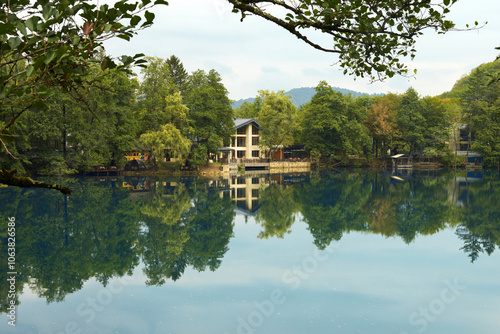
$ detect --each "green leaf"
[26,17,40,32]
[130,15,141,26]
[0,22,15,35]
[8,37,22,49]
[144,10,155,23]
[104,24,113,33]
[44,51,56,64]
[16,22,28,36]
[117,34,131,41]
[139,0,152,9]
[42,5,54,20]
[26,65,34,77]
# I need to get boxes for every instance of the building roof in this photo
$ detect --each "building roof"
[234,118,260,129]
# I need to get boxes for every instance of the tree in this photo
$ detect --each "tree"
[299,81,371,161]
[396,87,426,155]
[184,69,234,165]
[164,92,192,135]
[1,0,165,132]
[165,55,188,95]
[256,90,297,157]
[255,184,300,239]
[228,0,461,80]
[459,63,500,167]
[365,93,400,158]
[0,64,140,175]
[234,100,262,119]
[137,57,177,132]
[140,123,192,168]
[1,0,167,192]
[419,96,452,156]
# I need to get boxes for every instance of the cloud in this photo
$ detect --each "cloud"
[261,66,283,74]
[204,60,234,75]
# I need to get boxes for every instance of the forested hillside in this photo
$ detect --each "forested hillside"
[232,86,377,109]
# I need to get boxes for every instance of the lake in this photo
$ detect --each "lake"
[1,169,499,334]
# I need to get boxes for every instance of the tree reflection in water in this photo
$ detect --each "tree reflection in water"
[1,170,499,311]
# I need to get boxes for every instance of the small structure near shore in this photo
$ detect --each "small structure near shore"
[124,159,147,172]
[391,154,413,168]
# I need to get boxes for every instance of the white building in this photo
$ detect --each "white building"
[219,118,263,162]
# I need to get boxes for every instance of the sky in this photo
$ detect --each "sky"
[103,0,500,101]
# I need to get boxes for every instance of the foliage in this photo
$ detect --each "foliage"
[365,93,400,158]
[457,62,500,167]
[256,90,297,156]
[137,56,177,132]
[0,0,167,190]
[1,65,140,174]
[393,88,451,157]
[140,123,191,167]
[395,87,426,155]
[184,69,234,165]
[234,100,262,119]
[228,0,461,80]
[138,180,234,284]
[166,55,188,95]
[255,183,300,239]
[163,92,192,135]
[299,81,371,161]
[0,0,166,133]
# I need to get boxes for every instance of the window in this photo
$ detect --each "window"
[252,178,260,184]
[252,137,259,146]
[237,178,246,184]
[252,189,259,198]
[237,188,246,198]
[237,150,245,158]
[237,138,246,147]
[459,129,469,142]
[237,126,246,135]
[252,125,259,135]
[252,150,259,158]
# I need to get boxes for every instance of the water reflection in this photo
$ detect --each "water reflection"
[1,170,500,313]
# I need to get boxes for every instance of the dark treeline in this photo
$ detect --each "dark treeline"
[2,170,500,312]
[1,56,500,176]
[0,55,234,175]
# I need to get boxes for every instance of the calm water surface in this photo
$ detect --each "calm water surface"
[1,170,499,334]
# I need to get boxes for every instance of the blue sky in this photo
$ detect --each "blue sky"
[104,0,500,100]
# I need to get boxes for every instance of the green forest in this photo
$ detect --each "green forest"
[2,56,500,177]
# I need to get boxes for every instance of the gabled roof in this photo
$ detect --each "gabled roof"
[234,118,260,129]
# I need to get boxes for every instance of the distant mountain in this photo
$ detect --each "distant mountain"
[232,86,380,109]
